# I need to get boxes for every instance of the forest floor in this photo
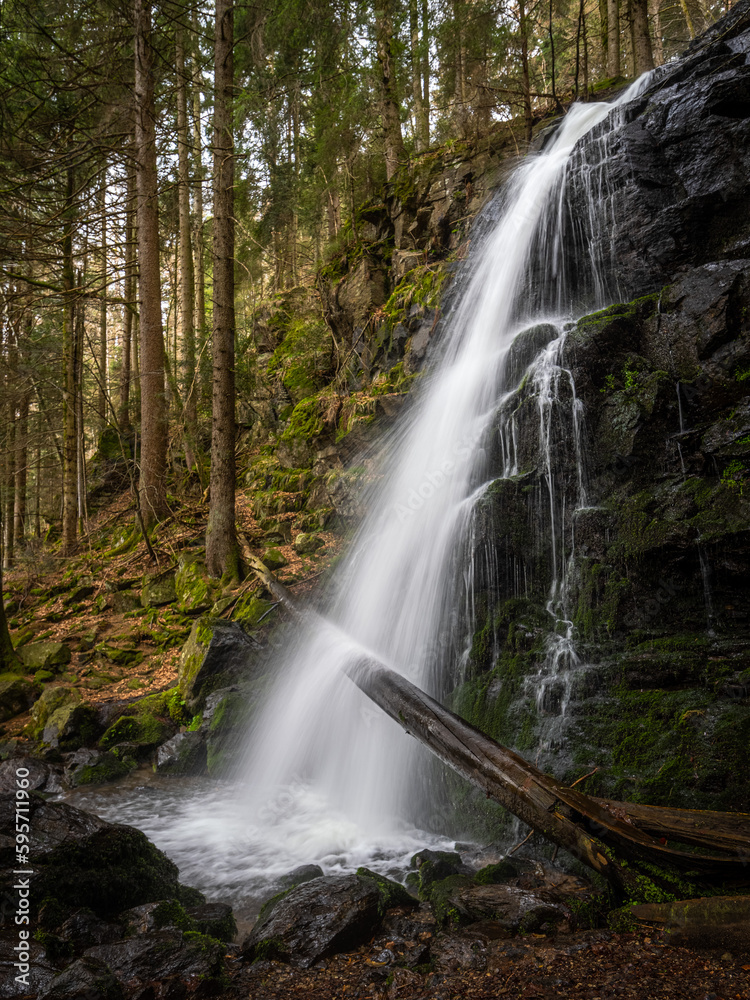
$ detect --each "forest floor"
[228,925,750,999]
[0,473,343,743]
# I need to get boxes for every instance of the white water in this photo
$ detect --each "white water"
[70,76,657,907]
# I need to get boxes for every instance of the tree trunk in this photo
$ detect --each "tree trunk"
[632,0,654,74]
[0,536,19,671]
[607,0,621,76]
[649,0,664,65]
[119,156,135,431]
[176,25,197,468]
[192,6,208,406]
[409,0,428,152]
[13,387,29,551]
[421,0,430,137]
[599,0,609,70]
[98,173,108,429]
[518,0,533,144]
[206,0,238,579]
[374,0,406,181]
[3,419,15,570]
[61,168,78,555]
[134,0,168,528]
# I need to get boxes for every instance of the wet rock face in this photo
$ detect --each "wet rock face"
[567,3,750,302]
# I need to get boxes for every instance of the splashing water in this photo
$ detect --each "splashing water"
[69,75,659,907]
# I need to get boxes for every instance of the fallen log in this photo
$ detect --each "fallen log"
[240,541,750,898]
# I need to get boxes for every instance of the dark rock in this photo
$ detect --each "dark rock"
[85,930,223,989]
[64,748,136,788]
[429,880,572,932]
[0,674,38,722]
[59,909,124,950]
[178,618,263,712]
[278,863,325,888]
[155,731,207,776]
[140,571,177,608]
[356,867,418,911]
[38,956,123,1000]
[0,938,57,998]
[185,903,237,943]
[409,849,471,896]
[241,874,384,967]
[0,795,203,919]
[0,756,64,794]
[119,899,194,935]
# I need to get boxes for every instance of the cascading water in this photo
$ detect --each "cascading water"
[67,73,659,914]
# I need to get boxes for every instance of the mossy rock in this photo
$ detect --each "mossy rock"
[43,701,100,751]
[141,571,177,608]
[95,643,143,667]
[16,641,71,672]
[231,593,275,629]
[356,867,417,914]
[178,617,264,712]
[175,554,218,613]
[185,902,237,943]
[0,673,38,722]
[34,670,55,684]
[409,849,467,898]
[66,750,137,788]
[293,532,324,555]
[31,685,77,730]
[205,690,253,776]
[261,546,287,570]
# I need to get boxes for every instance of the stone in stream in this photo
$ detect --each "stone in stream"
[242,874,393,966]
[155,729,207,776]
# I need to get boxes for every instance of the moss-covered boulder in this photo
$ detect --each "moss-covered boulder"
[178,618,264,712]
[175,554,218,613]
[17,641,71,672]
[94,643,143,667]
[204,688,254,776]
[65,748,137,788]
[293,531,324,555]
[261,545,287,570]
[140,571,176,608]
[30,687,100,750]
[230,593,275,629]
[0,673,38,721]
[98,689,186,759]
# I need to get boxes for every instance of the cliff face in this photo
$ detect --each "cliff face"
[449,1,750,822]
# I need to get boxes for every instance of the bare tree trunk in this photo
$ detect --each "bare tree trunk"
[192,6,208,405]
[518,0,533,144]
[176,25,197,468]
[0,545,19,670]
[206,0,238,579]
[409,0,428,151]
[34,411,41,538]
[134,0,168,528]
[679,0,695,38]
[3,419,15,570]
[421,0,430,137]
[607,0,621,76]
[119,156,135,431]
[62,168,78,555]
[374,0,406,181]
[97,173,108,430]
[13,387,29,552]
[632,0,655,73]
[599,0,609,70]
[75,294,88,532]
[649,0,664,65]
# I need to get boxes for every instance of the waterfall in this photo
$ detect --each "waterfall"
[234,76,656,855]
[75,75,660,908]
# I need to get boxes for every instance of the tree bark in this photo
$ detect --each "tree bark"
[98,173,108,430]
[176,25,197,466]
[191,6,208,405]
[649,0,664,65]
[13,386,29,551]
[61,168,78,555]
[134,0,168,528]
[374,0,406,181]
[518,0,534,144]
[409,0,428,152]
[632,0,654,74]
[206,0,238,579]
[607,0,621,76]
[119,155,136,431]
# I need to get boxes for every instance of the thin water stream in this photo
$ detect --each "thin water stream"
[66,73,657,914]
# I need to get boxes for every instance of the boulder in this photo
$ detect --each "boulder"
[0,939,57,998]
[278,864,325,889]
[408,849,471,896]
[85,930,224,988]
[175,554,218,613]
[431,880,572,932]
[178,617,263,711]
[0,795,204,919]
[140,571,176,608]
[64,748,136,788]
[39,956,123,1000]
[261,545,287,569]
[293,531,324,555]
[155,730,207,776]
[16,641,71,672]
[0,673,38,722]
[0,756,64,794]
[203,687,254,775]
[185,902,237,942]
[241,874,384,967]
[98,689,185,758]
[58,909,124,950]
